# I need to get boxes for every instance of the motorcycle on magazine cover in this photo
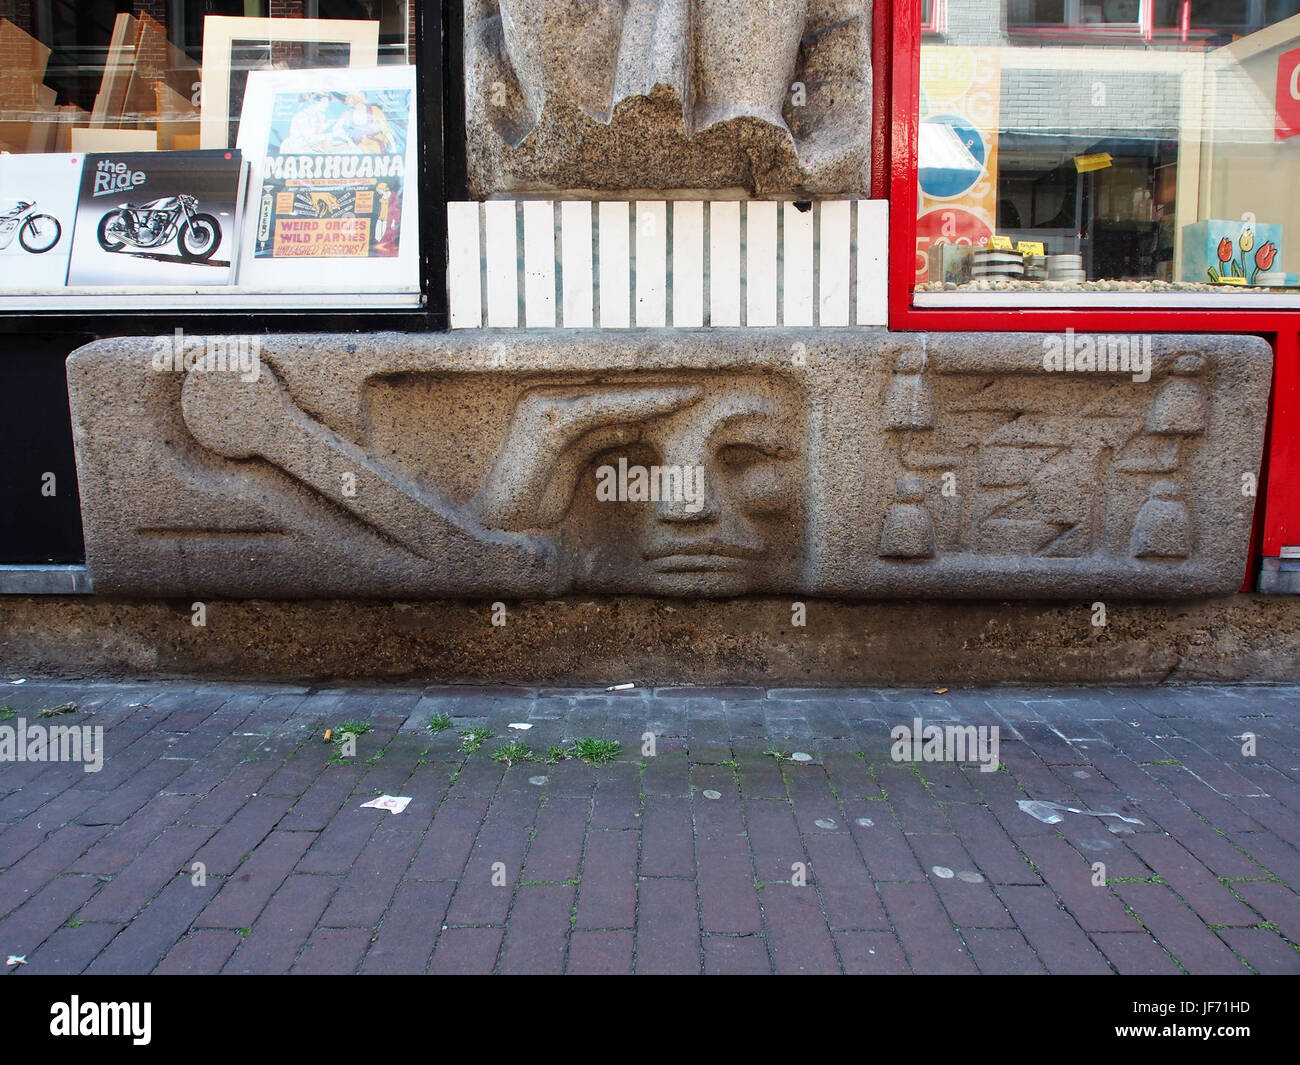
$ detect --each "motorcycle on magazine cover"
[96,193,221,262]
[0,201,63,254]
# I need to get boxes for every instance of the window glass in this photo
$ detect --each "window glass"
[918,1,1300,299]
[0,1,417,305]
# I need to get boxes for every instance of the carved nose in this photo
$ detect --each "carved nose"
[654,468,714,523]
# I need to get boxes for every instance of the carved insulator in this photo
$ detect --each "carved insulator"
[1131,479,1192,559]
[880,477,935,559]
[884,351,934,430]
[1146,354,1207,436]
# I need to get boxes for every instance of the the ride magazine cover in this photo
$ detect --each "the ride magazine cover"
[67,150,246,286]
[252,86,410,260]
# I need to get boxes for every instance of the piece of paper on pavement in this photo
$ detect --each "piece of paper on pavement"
[360,795,411,815]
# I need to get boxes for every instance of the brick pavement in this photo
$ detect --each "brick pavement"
[1,680,1298,974]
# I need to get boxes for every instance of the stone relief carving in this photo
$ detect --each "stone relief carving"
[464,0,873,196]
[66,332,1269,599]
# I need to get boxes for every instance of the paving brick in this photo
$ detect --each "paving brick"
[1140,800,1264,879]
[1217,927,1300,974]
[0,788,103,870]
[194,830,313,929]
[943,802,1041,885]
[635,878,700,974]
[444,791,537,925]
[878,880,978,974]
[1111,881,1249,975]
[183,759,282,826]
[835,930,910,974]
[19,921,123,975]
[428,926,503,975]
[761,882,840,973]
[290,927,372,974]
[155,930,243,975]
[576,830,637,929]
[1016,834,1136,933]
[0,874,101,958]
[66,794,198,875]
[567,929,634,974]
[591,763,640,830]
[692,765,761,934]
[277,764,366,831]
[75,825,212,924]
[523,797,588,883]
[735,752,790,799]
[804,831,888,931]
[640,795,694,878]
[407,796,491,880]
[1224,829,1300,890]
[320,827,421,928]
[745,799,804,882]
[1127,833,1259,927]
[995,885,1112,974]
[0,824,109,922]
[962,928,1047,974]
[703,934,770,974]
[224,873,339,974]
[499,884,575,974]
[361,880,456,974]
[908,834,1014,928]
[847,804,925,881]
[1089,931,1183,975]
[1232,880,1300,943]
[295,808,382,875]
[85,875,219,974]
[192,796,293,876]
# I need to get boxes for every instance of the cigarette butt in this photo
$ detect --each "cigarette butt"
[606,683,635,692]
[323,728,333,742]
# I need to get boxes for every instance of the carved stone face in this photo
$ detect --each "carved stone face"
[564,378,805,595]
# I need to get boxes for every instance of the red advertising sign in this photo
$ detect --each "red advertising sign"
[1276,47,1300,141]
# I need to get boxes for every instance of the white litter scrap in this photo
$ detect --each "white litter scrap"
[1017,799,1143,826]
[508,723,533,731]
[360,795,412,815]
[6,955,26,966]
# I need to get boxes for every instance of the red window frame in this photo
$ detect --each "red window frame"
[880,0,1300,578]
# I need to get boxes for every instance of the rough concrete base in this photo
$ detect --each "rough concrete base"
[1,595,1297,686]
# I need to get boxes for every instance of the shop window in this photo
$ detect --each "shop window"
[0,1,421,309]
[922,0,949,34]
[916,2,1300,304]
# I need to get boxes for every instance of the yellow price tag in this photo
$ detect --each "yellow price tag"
[989,235,1014,251]
[1017,241,1045,256]
[1074,153,1113,173]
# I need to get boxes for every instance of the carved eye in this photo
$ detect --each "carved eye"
[715,443,771,470]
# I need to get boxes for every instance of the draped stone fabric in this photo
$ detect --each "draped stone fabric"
[464,0,873,196]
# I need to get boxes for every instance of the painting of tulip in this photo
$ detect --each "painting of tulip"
[1188,218,1283,286]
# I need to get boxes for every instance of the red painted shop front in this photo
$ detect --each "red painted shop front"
[877,0,1300,592]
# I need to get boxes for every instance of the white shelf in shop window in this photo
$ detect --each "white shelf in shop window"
[0,287,422,311]
[914,290,1300,310]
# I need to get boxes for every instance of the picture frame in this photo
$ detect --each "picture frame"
[199,16,380,150]
[234,64,419,295]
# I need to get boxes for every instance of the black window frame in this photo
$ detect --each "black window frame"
[0,0,458,338]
